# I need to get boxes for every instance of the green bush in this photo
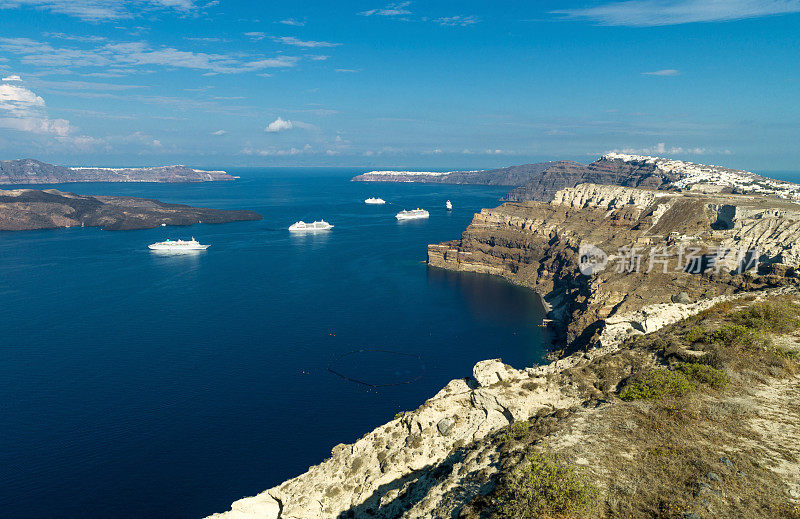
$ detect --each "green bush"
[677,362,729,389]
[708,324,751,344]
[500,421,531,442]
[495,451,598,519]
[684,326,708,344]
[732,301,800,333]
[619,369,695,401]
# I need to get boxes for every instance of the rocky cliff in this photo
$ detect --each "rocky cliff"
[0,188,261,231]
[429,183,800,348]
[352,154,800,203]
[207,184,800,519]
[504,155,678,202]
[350,161,578,186]
[209,289,800,519]
[0,158,236,184]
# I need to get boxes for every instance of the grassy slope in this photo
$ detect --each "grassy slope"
[462,296,800,519]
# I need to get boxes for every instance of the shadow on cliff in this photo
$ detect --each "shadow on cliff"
[336,447,498,519]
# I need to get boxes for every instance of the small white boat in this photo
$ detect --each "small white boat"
[365,197,386,205]
[289,220,334,232]
[395,208,429,221]
[148,237,209,251]
[445,200,453,210]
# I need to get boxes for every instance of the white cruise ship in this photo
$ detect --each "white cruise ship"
[148,237,209,251]
[365,197,386,205]
[289,220,334,231]
[395,209,429,221]
[445,200,452,210]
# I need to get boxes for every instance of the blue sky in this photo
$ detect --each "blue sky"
[0,0,798,170]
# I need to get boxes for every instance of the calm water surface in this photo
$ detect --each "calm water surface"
[0,169,548,518]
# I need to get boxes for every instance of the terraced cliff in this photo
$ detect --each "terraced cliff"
[429,184,800,349]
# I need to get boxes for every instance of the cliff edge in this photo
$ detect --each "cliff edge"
[208,184,799,518]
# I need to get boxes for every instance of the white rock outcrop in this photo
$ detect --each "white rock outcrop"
[207,288,786,519]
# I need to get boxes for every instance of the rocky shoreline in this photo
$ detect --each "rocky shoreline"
[208,183,800,518]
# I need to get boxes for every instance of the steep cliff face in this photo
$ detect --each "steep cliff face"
[350,161,576,186]
[429,184,800,348]
[505,155,679,202]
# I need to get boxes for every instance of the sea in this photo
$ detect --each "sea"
[0,169,550,518]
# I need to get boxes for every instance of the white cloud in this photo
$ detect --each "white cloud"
[272,36,341,48]
[0,80,72,136]
[335,68,360,73]
[0,37,299,74]
[359,2,479,27]
[553,0,800,27]
[244,32,267,41]
[279,18,305,26]
[434,15,480,26]
[307,54,330,61]
[0,0,200,22]
[265,117,293,133]
[241,144,314,156]
[211,129,227,135]
[359,1,412,17]
[642,69,681,76]
[2,74,22,82]
[606,143,729,156]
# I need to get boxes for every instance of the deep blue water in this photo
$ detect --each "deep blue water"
[0,169,548,518]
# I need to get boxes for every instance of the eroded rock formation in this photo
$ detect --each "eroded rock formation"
[429,183,800,348]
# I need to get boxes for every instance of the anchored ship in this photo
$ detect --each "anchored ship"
[395,209,429,221]
[365,197,386,205]
[446,200,452,210]
[148,237,209,251]
[289,220,334,231]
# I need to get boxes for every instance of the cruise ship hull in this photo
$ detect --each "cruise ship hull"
[148,244,209,251]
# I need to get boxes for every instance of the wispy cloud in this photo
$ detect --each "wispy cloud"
[279,18,305,26]
[335,68,360,73]
[241,143,314,156]
[271,36,341,48]
[0,0,200,22]
[433,15,480,26]
[244,32,267,41]
[553,0,800,27]
[0,37,299,74]
[606,142,732,156]
[642,68,681,76]
[359,1,412,17]
[211,129,227,135]
[359,2,480,27]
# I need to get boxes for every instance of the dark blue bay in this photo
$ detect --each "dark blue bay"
[0,169,548,518]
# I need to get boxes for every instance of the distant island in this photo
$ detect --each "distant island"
[352,153,800,202]
[0,188,261,231]
[0,158,236,184]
